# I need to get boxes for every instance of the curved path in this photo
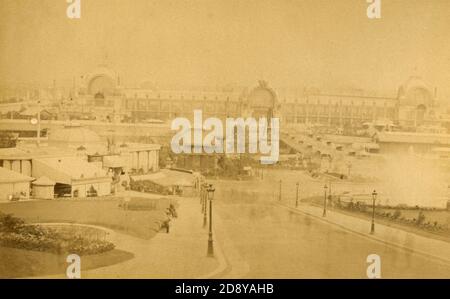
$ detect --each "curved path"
[36,198,223,279]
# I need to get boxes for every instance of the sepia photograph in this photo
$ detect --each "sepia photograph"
[0,0,449,282]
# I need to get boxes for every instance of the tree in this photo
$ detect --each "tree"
[393,209,402,219]
[417,210,426,226]
[0,132,17,148]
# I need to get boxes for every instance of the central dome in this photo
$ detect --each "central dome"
[247,80,277,109]
[85,65,118,96]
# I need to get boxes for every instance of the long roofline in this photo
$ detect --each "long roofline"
[307,93,397,101]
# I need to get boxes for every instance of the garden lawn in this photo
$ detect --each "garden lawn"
[0,246,133,278]
[0,198,171,240]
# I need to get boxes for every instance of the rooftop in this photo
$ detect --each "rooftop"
[33,157,109,184]
[377,132,450,145]
[32,176,56,186]
[49,125,102,144]
[0,145,75,160]
[0,167,34,183]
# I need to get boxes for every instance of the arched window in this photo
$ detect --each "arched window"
[94,92,105,99]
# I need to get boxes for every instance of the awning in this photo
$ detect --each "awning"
[103,155,127,168]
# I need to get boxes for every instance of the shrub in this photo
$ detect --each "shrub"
[0,213,25,233]
[0,213,115,255]
[417,211,426,226]
[130,179,171,195]
[392,209,401,219]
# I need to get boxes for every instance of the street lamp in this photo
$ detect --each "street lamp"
[371,190,377,234]
[202,183,208,211]
[200,183,204,206]
[296,182,300,208]
[207,184,215,257]
[202,183,208,228]
[323,184,328,217]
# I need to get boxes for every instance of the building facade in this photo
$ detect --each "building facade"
[64,66,445,131]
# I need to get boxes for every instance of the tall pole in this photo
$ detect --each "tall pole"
[203,187,207,228]
[207,185,215,257]
[328,179,332,205]
[371,190,377,234]
[202,184,207,209]
[37,100,41,147]
[200,184,203,206]
[323,184,328,217]
[296,182,299,208]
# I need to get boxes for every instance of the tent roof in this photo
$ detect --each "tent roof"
[33,157,109,184]
[32,176,56,186]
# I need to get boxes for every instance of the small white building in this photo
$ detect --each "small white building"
[32,176,56,200]
[32,156,112,198]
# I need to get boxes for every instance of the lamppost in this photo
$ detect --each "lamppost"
[203,183,208,228]
[296,182,299,208]
[200,183,204,206]
[207,184,215,257]
[328,180,332,201]
[371,190,377,234]
[323,184,328,217]
[37,100,41,147]
[30,100,41,147]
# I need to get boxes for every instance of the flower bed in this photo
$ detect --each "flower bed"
[0,213,115,255]
[303,196,449,234]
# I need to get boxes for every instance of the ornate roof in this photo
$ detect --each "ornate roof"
[398,76,432,97]
[85,65,118,84]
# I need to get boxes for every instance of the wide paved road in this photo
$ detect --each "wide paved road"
[212,179,450,278]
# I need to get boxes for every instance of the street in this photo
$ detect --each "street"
[212,179,450,278]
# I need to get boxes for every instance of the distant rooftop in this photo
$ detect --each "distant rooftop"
[377,132,450,145]
[0,146,73,160]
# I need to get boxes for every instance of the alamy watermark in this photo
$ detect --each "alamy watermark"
[66,254,81,279]
[367,0,381,19]
[366,254,381,278]
[171,110,280,164]
[65,1,381,20]
[66,0,81,19]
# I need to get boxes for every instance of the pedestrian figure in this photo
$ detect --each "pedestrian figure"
[162,218,171,233]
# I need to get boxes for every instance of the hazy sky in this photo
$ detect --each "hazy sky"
[0,0,449,98]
